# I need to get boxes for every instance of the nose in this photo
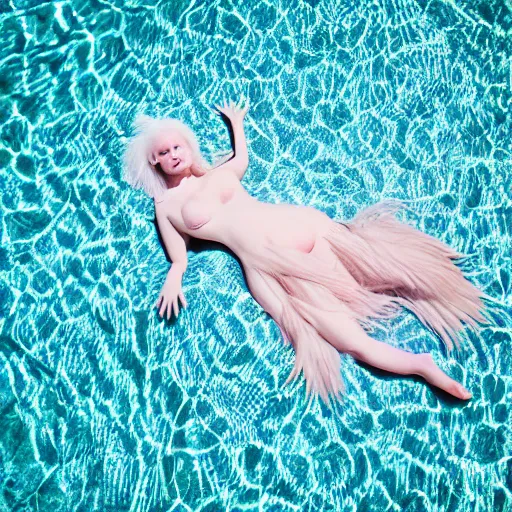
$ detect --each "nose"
[170,148,179,159]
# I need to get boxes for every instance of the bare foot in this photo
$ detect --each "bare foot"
[416,353,472,400]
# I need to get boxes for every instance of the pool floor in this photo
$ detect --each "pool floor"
[0,0,511,510]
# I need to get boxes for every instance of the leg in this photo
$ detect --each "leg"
[291,297,472,399]
[301,237,472,399]
[323,207,486,350]
[243,265,289,343]
[244,265,345,401]
[243,266,283,320]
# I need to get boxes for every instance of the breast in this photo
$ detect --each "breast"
[181,199,214,230]
[180,170,240,231]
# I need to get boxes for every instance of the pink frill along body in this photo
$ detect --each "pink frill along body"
[238,202,487,403]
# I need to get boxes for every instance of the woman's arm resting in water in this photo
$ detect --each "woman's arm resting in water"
[213,101,249,181]
[154,202,188,319]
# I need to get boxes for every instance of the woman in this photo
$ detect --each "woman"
[123,101,487,404]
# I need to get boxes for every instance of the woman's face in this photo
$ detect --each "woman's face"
[150,131,194,175]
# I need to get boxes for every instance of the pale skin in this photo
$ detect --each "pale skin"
[151,101,472,401]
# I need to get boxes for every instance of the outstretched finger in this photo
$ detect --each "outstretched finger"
[166,302,172,320]
[173,298,179,318]
[159,298,168,318]
[179,290,187,309]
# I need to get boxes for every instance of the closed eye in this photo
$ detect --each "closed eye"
[159,146,180,155]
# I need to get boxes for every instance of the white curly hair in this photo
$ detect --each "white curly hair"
[123,114,209,199]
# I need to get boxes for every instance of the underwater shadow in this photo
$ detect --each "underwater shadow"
[154,221,245,324]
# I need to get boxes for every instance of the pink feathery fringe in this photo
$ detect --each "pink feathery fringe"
[251,237,403,404]
[280,300,345,404]
[248,202,488,404]
[325,202,488,351]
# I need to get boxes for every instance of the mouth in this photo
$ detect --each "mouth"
[172,160,181,168]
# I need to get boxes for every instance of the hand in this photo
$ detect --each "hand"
[155,269,187,320]
[214,100,249,125]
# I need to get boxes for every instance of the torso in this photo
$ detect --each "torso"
[154,168,332,256]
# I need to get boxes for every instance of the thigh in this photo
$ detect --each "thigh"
[283,237,346,309]
[243,266,285,321]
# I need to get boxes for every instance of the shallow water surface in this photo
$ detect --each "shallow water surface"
[1,1,511,511]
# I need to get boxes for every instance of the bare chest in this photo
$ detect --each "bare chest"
[156,169,242,232]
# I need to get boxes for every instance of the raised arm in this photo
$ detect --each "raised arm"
[154,202,188,319]
[213,101,249,181]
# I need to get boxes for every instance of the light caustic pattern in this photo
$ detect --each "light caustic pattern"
[0,0,511,511]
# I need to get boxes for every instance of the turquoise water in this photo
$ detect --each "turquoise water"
[1,0,511,510]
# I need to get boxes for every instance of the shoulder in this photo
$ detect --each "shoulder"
[207,162,244,180]
[154,185,179,211]
[154,197,169,220]
[208,155,248,182]
[154,191,166,207]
